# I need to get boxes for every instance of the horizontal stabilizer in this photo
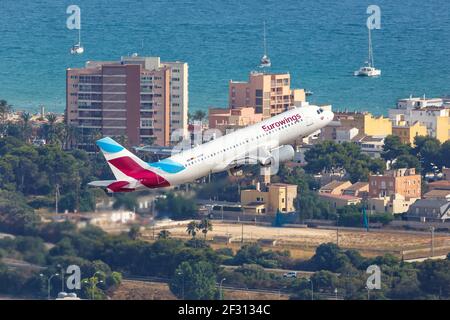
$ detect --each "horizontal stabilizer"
[88,180,135,193]
[88,180,118,187]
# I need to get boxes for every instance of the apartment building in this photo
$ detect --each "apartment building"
[369,168,421,200]
[392,121,427,145]
[240,183,298,215]
[229,72,305,118]
[320,111,392,142]
[208,106,264,133]
[66,55,188,149]
[389,96,450,143]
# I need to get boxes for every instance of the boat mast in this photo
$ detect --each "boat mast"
[263,21,267,56]
[368,26,374,68]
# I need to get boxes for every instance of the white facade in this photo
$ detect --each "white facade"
[336,127,359,143]
[162,61,189,141]
[388,96,448,138]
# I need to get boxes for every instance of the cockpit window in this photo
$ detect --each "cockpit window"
[317,108,324,114]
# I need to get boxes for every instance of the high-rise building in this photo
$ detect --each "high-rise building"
[228,72,305,118]
[66,55,188,150]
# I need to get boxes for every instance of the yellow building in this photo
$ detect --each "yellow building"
[368,194,417,215]
[330,112,392,138]
[363,114,392,136]
[240,183,298,215]
[392,121,427,145]
[435,115,450,143]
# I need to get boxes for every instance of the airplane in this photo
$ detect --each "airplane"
[89,105,334,192]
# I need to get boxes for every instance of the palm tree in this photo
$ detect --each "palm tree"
[191,110,206,122]
[44,113,58,143]
[64,124,78,149]
[199,218,213,240]
[20,111,32,142]
[45,113,57,125]
[186,221,199,239]
[158,229,171,239]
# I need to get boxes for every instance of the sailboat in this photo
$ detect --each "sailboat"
[71,27,84,55]
[354,27,380,77]
[259,21,271,68]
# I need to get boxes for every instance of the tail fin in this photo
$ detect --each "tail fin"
[96,137,149,181]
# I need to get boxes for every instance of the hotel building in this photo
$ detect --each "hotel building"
[66,56,188,149]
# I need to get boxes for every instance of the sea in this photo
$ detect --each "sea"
[0,0,449,114]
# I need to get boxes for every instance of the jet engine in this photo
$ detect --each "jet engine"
[258,145,295,166]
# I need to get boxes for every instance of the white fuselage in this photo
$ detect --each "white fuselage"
[145,105,333,188]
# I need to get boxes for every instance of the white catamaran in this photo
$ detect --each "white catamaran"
[354,27,380,77]
[71,27,84,55]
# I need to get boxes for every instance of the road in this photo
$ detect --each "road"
[122,275,344,300]
[404,255,447,263]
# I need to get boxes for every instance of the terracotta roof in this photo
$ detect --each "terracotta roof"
[344,182,369,191]
[320,180,350,191]
[428,180,450,188]
[423,189,450,197]
[318,193,360,201]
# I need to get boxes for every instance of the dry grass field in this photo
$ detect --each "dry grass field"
[111,280,287,300]
[146,221,450,259]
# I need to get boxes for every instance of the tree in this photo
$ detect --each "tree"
[128,225,141,240]
[417,259,450,297]
[0,100,12,135]
[155,193,198,220]
[304,141,385,182]
[295,192,335,221]
[190,110,207,122]
[20,112,32,142]
[158,229,171,239]
[381,135,411,161]
[170,261,217,300]
[0,190,41,235]
[113,193,138,211]
[199,218,213,239]
[392,154,421,171]
[186,221,199,239]
[309,243,351,272]
[439,140,450,169]
[413,136,441,174]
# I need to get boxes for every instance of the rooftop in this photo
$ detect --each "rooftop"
[320,180,351,191]
[344,182,369,191]
[318,193,360,201]
[423,189,450,198]
[428,180,450,188]
[409,199,450,210]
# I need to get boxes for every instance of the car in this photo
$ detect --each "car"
[283,271,297,278]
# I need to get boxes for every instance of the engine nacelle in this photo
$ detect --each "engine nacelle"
[259,145,295,166]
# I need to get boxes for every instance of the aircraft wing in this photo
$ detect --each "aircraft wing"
[221,144,295,171]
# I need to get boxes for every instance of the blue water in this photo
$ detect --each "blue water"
[0,0,449,114]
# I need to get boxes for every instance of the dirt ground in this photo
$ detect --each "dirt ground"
[110,280,287,300]
[111,280,177,300]
[149,221,450,258]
